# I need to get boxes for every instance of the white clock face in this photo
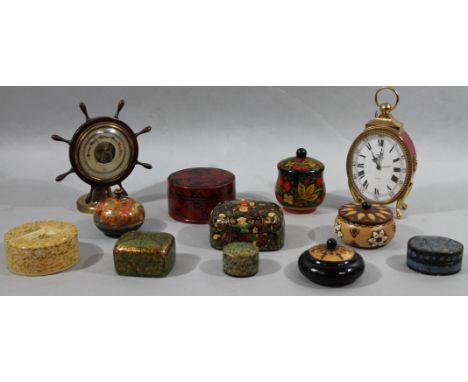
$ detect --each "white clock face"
[350,132,409,203]
[75,124,133,182]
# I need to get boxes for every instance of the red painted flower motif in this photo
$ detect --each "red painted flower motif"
[293,165,310,171]
[277,177,284,186]
[95,204,103,215]
[283,182,292,192]
[316,177,324,186]
[121,205,133,216]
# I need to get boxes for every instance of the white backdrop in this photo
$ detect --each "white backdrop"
[0,86,467,295]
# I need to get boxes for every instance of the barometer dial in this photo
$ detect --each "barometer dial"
[74,122,135,184]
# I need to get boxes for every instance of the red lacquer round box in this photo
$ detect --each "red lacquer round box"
[167,167,236,224]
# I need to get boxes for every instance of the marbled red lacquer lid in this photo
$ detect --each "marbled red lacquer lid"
[168,167,235,189]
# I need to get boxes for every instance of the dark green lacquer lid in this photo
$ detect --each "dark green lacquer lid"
[223,242,259,258]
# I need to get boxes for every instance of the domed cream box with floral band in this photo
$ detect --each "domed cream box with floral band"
[334,202,395,249]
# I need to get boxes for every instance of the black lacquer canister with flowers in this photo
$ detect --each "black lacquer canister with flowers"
[275,148,326,213]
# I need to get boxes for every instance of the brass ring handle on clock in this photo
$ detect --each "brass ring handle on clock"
[374,87,400,111]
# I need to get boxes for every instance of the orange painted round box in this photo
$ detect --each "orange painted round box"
[334,202,396,249]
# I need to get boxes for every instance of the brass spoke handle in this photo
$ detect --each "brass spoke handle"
[135,126,152,137]
[137,161,152,169]
[51,134,71,145]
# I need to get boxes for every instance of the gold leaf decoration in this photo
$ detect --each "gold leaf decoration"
[298,183,320,201]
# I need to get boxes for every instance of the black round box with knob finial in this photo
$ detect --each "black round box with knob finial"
[298,238,365,286]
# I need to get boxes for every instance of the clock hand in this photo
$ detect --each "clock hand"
[370,150,382,170]
[378,147,385,167]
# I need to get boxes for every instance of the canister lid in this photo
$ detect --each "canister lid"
[277,148,325,174]
[210,199,284,228]
[114,231,175,254]
[408,236,463,257]
[407,236,463,276]
[338,202,393,225]
[4,220,78,250]
[96,188,143,213]
[308,238,356,263]
[223,242,259,258]
[167,167,235,189]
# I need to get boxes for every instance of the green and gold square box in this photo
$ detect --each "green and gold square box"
[113,232,176,277]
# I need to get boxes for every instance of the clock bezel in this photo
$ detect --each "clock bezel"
[69,116,139,186]
[346,126,413,205]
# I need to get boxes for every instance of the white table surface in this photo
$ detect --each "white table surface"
[0,86,466,295]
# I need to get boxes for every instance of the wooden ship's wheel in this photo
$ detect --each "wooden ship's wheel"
[52,100,152,214]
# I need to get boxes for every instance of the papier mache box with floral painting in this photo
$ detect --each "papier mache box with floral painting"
[209,199,285,251]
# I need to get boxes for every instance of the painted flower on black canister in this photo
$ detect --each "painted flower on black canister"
[275,148,326,214]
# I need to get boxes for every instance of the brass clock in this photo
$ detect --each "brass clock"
[346,87,417,219]
[52,100,152,214]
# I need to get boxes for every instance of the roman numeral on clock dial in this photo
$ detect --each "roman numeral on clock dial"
[350,132,409,203]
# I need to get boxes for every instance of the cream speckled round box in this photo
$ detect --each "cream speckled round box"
[4,221,80,276]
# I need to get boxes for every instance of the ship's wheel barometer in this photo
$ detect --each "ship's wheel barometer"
[52,100,152,214]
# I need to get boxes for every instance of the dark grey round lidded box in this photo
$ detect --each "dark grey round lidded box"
[407,236,464,276]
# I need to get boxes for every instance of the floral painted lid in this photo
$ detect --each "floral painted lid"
[308,238,356,263]
[277,148,325,174]
[338,202,393,225]
[210,199,284,233]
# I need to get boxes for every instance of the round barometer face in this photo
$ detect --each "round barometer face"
[72,121,136,184]
[348,130,411,204]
